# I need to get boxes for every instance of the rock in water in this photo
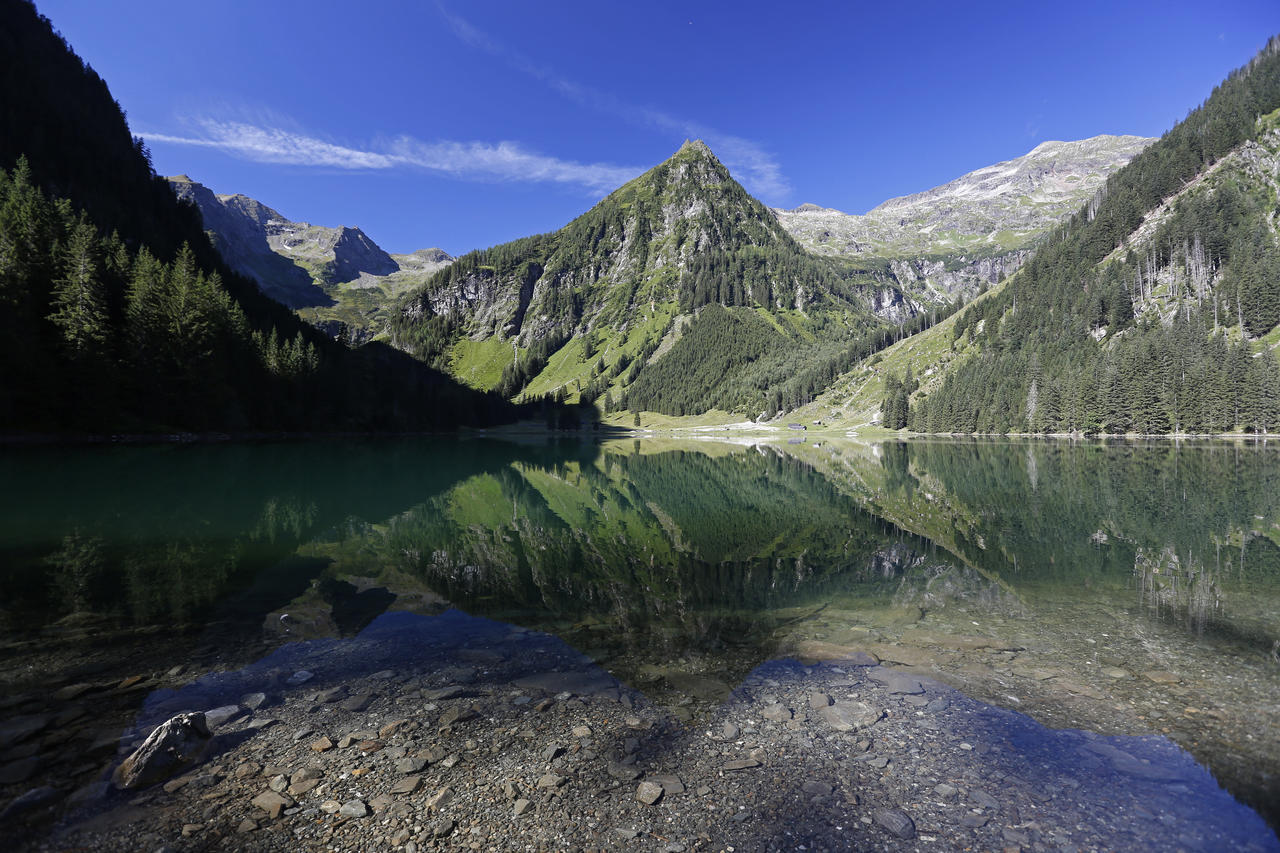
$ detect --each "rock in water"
[111,712,211,790]
[819,701,883,733]
[873,808,916,839]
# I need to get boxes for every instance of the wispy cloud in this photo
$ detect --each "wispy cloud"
[437,5,791,202]
[142,119,640,193]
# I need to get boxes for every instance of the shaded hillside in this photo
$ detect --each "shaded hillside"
[0,0,551,433]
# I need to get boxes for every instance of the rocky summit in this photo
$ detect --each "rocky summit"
[169,176,453,337]
[773,135,1154,301]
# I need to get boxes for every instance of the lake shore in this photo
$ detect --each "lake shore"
[6,611,1275,853]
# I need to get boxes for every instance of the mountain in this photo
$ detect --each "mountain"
[827,38,1280,436]
[168,176,453,340]
[390,140,917,417]
[0,0,557,434]
[774,135,1153,303]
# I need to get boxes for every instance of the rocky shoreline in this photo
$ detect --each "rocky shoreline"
[5,610,1275,853]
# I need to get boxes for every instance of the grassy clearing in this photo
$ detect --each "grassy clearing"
[450,337,516,391]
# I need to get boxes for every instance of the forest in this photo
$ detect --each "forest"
[0,0,569,434]
[907,37,1280,435]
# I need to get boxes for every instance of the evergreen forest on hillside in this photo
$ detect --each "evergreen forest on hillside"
[908,38,1280,435]
[0,0,571,434]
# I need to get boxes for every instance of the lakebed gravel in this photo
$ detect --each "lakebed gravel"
[3,610,1276,852]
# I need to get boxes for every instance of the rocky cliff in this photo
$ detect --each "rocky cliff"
[774,135,1154,302]
[169,176,452,333]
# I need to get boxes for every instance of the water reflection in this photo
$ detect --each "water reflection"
[1,436,1278,842]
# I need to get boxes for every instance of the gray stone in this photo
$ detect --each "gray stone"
[203,705,244,729]
[801,780,834,796]
[925,697,950,713]
[251,790,294,819]
[0,786,62,819]
[969,788,1000,810]
[439,706,476,727]
[428,818,456,837]
[636,781,664,805]
[542,744,564,761]
[961,813,990,828]
[285,670,313,686]
[819,701,883,733]
[513,798,532,816]
[426,787,453,810]
[866,667,925,694]
[339,693,372,712]
[112,712,211,790]
[723,758,761,771]
[287,778,320,797]
[391,776,422,795]
[761,703,792,722]
[241,692,269,710]
[0,715,51,749]
[425,686,468,701]
[873,808,916,840]
[396,757,428,774]
[338,799,369,818]
[647,773,685,794]
[292,766,323,783]
[721,722,740,740]
[934,783,958,798]
[537,773,566,788]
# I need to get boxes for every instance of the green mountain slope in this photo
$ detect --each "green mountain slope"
[805,38,1280,435]
[389,141,942,418]
[912,38,1280,435]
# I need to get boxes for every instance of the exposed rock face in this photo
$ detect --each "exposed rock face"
[111,712,212,790]
[168,177,452,333]
[773,135,1154,301]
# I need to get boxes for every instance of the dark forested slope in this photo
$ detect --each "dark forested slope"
[0,0,541,433]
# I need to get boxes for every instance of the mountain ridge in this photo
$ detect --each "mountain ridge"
[773,134,1153,303]
[169,175,454,338]
[387,139,911,414]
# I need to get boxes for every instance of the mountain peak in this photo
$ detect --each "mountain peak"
[677,138,713,155]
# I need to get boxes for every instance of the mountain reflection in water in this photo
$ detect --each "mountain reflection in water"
[0,436,1277,841]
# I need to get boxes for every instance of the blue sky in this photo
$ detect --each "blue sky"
[35,0,1279,255]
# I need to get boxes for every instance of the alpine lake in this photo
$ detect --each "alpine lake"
[1,436,1278,851]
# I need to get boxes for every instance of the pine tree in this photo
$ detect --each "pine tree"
[48,215,108,358]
